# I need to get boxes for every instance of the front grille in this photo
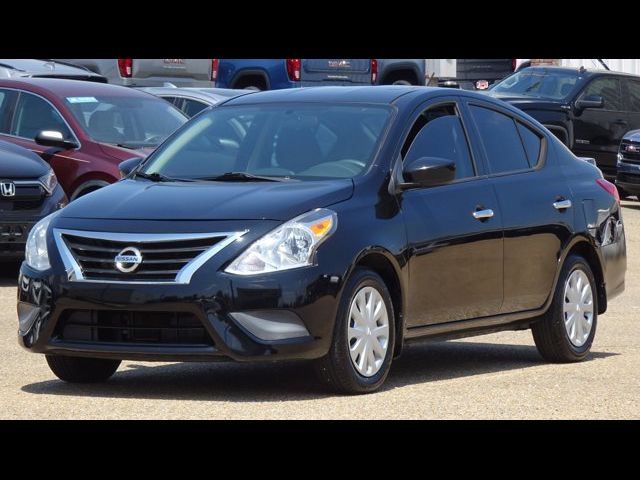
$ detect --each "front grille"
[620,141,640,163]
[0,183,45,212]
[59,231,231,283]
[55,310,214,347]
[618,173,640,185]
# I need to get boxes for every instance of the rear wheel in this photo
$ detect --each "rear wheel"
[314,268,395,394]
[46,355,121,383]
[532,255,597,362]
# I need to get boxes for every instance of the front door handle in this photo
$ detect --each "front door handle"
[472,208,494,220]
[553,199,572,210]
[613,119,628,126]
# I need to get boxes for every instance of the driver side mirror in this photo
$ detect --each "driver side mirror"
[575,94,604,112]
[399,156,456,190]
[35,130,79,150]
[119,157,143,178]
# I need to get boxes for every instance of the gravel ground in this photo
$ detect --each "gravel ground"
[1,202,639,419]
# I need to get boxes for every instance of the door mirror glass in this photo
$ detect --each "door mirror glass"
[119,157,143,178]
[35,130,79,150]
[575,94,604,111]
[401,156,456,189]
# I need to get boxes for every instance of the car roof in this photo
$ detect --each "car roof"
[522,65,640,79]
[0,59,99,76]
[224,86,440,105]
[0,77,159,99]
[139,87,250,104]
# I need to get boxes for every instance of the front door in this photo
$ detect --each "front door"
[402,99,504,327]
[571,75,627,180]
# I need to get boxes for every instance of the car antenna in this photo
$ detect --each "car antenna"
[579,66,587,74]
[596,59,610,71]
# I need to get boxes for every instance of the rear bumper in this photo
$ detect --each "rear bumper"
[616,163,640,194]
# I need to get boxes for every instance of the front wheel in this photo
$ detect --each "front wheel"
[46,355,121,383]
[314,268,395,394]
[532,254,597,362]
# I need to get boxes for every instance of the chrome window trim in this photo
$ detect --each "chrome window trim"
[53,229,248,285]
[0,87,82,148]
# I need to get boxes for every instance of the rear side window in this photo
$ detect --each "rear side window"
[469,105,530,174]
[182,99,208,117]
[579,77,622,111]
[516,122,542,166]
[402,104,475,180]
[626,80,640,112]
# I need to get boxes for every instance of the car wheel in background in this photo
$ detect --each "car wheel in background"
[46,355,121,383]
[532,254,597,362]
[314,268,395,394]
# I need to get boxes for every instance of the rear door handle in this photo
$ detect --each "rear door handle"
[613,119,628,126]
[472,208,494,220]
[553,199,572,210]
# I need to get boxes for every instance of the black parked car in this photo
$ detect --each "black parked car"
[490,66,640,188]
[17,87,626,394]
[1,141,67,260]
[616,129,640,198]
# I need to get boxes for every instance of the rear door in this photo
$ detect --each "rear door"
[571,75,626,180]
[301,59,371,86]
[464,99,574,314]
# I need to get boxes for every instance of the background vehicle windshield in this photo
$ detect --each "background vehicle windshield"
[141,103,391,179]
[65,95,187,147]
[492,69,580,100]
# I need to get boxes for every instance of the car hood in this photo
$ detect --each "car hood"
[490,93,568,110]
[0,140,49,179]
[97,143,155,162]
[0,59,106,81]
[60,178,354,221]
[623,129,640,143]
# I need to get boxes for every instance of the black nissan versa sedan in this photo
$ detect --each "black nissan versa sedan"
[17,86,626,394]
[1,140,67,259]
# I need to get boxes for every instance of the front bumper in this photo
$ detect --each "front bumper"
[17,260,343,363]
[616,162,640,195]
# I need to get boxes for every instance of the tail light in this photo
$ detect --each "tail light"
[286,58,301,82]
[511,58,517,71]
[371,59,378,84]
[117,58,133,78]
[596,178,620,203]
[211,59,219,82]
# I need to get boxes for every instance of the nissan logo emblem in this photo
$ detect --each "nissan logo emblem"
[114,246,143,273]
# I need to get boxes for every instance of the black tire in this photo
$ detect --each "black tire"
[46,355,121,383]
[314,268,395,394]
[532,254,598,362]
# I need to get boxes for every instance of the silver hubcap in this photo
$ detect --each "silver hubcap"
[563,269,594,347]
[347,286,389,377]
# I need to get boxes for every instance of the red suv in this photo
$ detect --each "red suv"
[0,78,187,199]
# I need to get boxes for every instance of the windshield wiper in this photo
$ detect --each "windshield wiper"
[117,142,156,149]
[202,172,286,182]
[135,171,179,182]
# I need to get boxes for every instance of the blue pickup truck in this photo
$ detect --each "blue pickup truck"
[212,59,375,90]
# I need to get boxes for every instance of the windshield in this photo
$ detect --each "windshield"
[65,95,187,148]
[492,69,580,100]
[140,103,391,180]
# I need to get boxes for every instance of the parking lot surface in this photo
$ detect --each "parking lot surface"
[1,201,639,419]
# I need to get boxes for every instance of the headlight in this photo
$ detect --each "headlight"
[39,169,58,195]
[225,208,337,275]
[25,212,57,271]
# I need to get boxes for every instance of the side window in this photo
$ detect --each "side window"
[402,104,475,180]
[516,122,542,167]
[579,77,622,111]
[626,80,640,112]
[0,89,18,134]
[182,99,208,117]
[469,105,530,174]
[10,93,72,140]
